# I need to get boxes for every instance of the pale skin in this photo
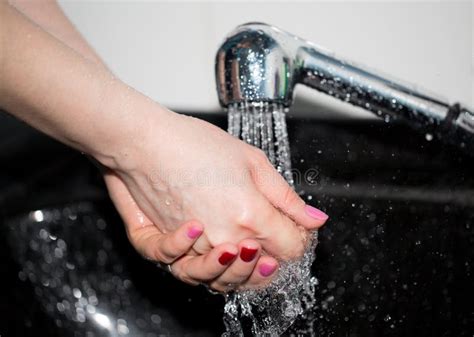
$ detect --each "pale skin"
[0,1,328,292]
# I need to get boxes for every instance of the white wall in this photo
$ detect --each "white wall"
[59,1,473,118]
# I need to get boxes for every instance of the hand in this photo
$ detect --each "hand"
[104,169,280,292]
[0,0,324,291]
[104,107,328,261]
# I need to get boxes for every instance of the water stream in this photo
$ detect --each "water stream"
[223,102,319,336]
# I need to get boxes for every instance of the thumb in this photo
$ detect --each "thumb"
[251,159,329,229]
[103,170,153,229]
[103,170,204,263]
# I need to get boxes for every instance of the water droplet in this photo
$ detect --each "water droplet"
[73,288,82,299]
[32,210,44,222]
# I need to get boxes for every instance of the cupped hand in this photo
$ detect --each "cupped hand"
[104,170,279,292]
[105,107,328,261]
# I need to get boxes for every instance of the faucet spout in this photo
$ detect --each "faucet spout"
[215,22,474,152]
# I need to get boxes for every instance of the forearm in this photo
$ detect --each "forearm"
[0,2,167,169]
[8,0,105,67]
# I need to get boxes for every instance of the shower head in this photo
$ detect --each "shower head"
[215,23,474,152]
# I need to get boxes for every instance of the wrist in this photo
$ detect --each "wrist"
[89,82,174,172]
[0,3,174,173]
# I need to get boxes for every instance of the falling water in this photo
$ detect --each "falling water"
[223,102,319,336]
[228,102,294,185]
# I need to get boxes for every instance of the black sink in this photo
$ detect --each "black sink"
[0,111,472,337]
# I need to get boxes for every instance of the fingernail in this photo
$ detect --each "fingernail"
[218,252,237,265]
[240,247,258,262]
[187,226,203,239]
[259,263,277,277]
[304,205,329,221]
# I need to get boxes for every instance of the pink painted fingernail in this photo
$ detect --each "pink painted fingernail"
[187,226,203,239]
[259,263,277,277]
[304,205,329,221]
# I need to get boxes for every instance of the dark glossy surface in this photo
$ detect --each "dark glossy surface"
[0,111,473,336]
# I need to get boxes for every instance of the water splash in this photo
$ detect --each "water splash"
[224,102,319,336]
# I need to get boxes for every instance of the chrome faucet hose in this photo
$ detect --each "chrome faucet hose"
[215,22,473,152]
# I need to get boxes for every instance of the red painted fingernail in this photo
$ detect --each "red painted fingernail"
[218,252,236,265]
[259,263,277,277]
[304,205,329,221]
[240,247,258,262]
[187,226,203,239]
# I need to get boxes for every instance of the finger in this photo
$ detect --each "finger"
[104,172,205,262]
[128,220,203,264]
[252,194,309,261]
[210,239,260,291]
[250,155,329,229]
[238,255,279,291]
[104,171,154,229]
[170,243,238,288]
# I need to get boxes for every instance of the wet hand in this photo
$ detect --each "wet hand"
[104,170,279,292]
[104,108,328,262]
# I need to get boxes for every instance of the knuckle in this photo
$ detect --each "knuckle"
[253,148,267,159]
[232,201,257,226]
[155,250,175,264]
[250,148,270,166]
[282,185,302,213]
[129,229,176,263]
[234,208,252,226]
[152,236,176,264]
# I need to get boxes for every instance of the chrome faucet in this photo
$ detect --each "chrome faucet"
[215,22,474,153]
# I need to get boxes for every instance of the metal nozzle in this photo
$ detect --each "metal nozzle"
[215,22,474,152]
